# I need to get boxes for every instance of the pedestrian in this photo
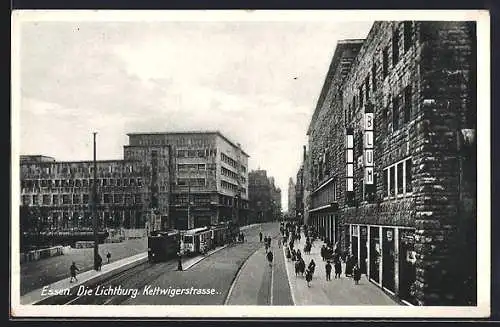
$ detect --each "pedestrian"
[259,231,263,243]
[308,259,316,276]
[286,247,291,261]
[321,245,326,261]
[97,253,103,271]
[353,264,361,285]
[334,259,342,279]
[305,268,313,287]
[69,261,79,283]
[325,261,332,281]
[106,251,111,264]
[296,249,302,261]
[267,250,274,266]
[265,242,269,253]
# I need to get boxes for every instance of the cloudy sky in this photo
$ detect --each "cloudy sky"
[17,12,373,211]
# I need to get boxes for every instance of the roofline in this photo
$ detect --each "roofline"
[126,130,250,158]
[20,158,138,165]
[306,39,365,136]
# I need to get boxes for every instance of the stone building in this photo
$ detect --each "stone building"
[306,21,476,305]
[288,177,296,217]
[295,146,307,223]
[248,170,280,223]
[126,131,250,230]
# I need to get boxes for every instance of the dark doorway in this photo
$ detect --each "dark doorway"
[369,226,380,283]
[382,227,396,292]
[360,225,368,274]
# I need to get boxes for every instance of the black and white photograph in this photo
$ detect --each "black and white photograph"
[11,10,490,318]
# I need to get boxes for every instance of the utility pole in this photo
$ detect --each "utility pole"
[92,132,99,271]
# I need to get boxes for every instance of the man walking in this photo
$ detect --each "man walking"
[325,260,332,281]
[69,262,79,283]
[259,231,263,243]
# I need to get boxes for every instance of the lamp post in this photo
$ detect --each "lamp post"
[92,132,99,271]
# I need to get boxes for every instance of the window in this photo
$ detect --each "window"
[83,179,88,187]
[359,87,364,108]
[404,21,413,51]
[135,194,142,204]
[116,179,122,186]
[22,195,30,205]
[383,157,413,198]
[389,166,395,197]
[103,194,110,204]
[43,195,51,205]
[405,158,413,192]
[52,194,59,205]
[397,162,404,195]
[62,194,71,204]
[383,169,388,197]
[372,62,377,91]
[404,85,412,123]
[392,96,400,131]
[177,150,187,158]
[383,46,389,77]
[365,76,370,100]
[392,29,400,65]
[383,105,389,135]
[103,179,107,186]
[83,194,89,204]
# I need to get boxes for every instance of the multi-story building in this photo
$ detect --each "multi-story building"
[295,146,307,223]
[288,177,296,218]
[269,177,282,220]
[20,131,250,247]
[248,170,282,223]
[20,156,150,243]
[306,22,476,306]
[126,131,249,230]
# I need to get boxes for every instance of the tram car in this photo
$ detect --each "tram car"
[210,224,229,249]
[181,227,213,256]
[148,230,180,263]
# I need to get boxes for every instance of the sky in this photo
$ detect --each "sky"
[17,13,374,212]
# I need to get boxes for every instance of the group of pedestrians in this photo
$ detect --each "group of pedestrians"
[69,250,112,283]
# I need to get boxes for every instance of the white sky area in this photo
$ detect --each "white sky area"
[18,18,373,212]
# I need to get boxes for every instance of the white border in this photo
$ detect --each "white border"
[11,9,490,318]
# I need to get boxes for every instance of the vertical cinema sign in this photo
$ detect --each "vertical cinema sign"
[364,104,374,185]
[346,128,354,203]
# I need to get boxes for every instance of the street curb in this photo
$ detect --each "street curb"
[223,245,262,305]
[180,244,230,271]
[23,253,148,305]
[282,243,297,305]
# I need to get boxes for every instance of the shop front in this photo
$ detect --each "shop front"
[348,223,416,303]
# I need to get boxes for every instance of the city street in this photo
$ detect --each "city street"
[123,222,280,305]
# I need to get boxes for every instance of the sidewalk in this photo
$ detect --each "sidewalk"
[20,237,147,296]
[283,233,399,305]
[20,252,148,305]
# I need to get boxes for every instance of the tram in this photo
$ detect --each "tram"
[148,229,180,262]
[181,227,213,256]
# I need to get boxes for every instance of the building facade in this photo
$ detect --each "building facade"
[248,170,281,223]
[20,131,250,247]
[126,131,250,230]
[288,177,296,217]
[20,156,150,244]
[306,21,476,306]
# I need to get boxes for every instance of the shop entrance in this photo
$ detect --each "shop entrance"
[360,225,368,274]
[369,226,380,283]
[382,227,396,293]
[398,229,417,304]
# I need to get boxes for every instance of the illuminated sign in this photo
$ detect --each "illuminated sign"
[364,105,374,185]
[346,128,354,192]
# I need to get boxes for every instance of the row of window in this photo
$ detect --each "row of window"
[220,152,239,168]
[383,157,413,198]
[21,177,144,189]
[382,85,413,134]
[177,148,217,158]
[177,163,206,171]
[22,193,143,206]
[177,178,206,187]
[221,166,246,183]
[22,165,136,176]
[345,22,414,123]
